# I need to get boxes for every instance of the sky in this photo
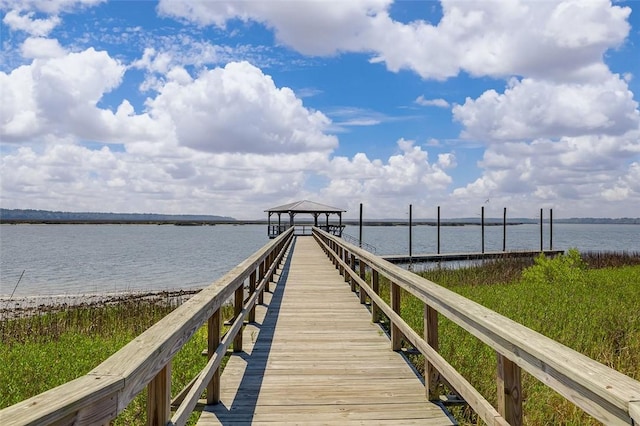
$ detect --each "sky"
[1,0,639,220]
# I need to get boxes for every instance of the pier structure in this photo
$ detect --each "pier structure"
[265,199,345,238]
[2,228,639,426]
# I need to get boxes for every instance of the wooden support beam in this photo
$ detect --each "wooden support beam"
[350,253,357,292]
[258,261,265,304]
[371,269,381,323]
[207,309,221,405]
[424,304,440,400]
[497,353,523,426]
[147,363,171,426]
[248,270,257,323]
[391,282,402,351]
[358,258,366,304]
[233,286,244,352]
[265,253,272,292]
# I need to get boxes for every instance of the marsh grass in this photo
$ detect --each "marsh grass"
[374,251,640,425]
[0,293,234,425]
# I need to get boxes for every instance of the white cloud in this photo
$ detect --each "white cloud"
[0,0,105,14]
[415,96,449,108]
[316,139,454,216]
[158,0,631,81]
[2,10,61,36]
[146,61,337,154]
[20,37,66,58]
[157,0,391,55]
[0,47,135,143]
[453,74,639,142]
[451,133,640,216]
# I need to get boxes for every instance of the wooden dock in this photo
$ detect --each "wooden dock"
[381,249,564,264]
[197,236,455,425]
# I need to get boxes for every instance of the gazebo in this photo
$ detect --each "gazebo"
[265,200,346,238]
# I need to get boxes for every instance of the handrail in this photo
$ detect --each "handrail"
[313,227,640,426]
[0,227,295,426]
[341,232,377,253]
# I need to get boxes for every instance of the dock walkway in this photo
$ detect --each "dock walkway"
[197,236,454,425]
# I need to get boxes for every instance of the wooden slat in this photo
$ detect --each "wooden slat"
[198,237,454,425]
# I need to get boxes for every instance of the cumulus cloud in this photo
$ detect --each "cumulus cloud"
[0,47,136,142]
[20,37,66,58]
[317,139,454,215]
[0,136,455,219]
[158,0,630,81]
[146,61,338,154]
[452,132,640,214]
[453,74,640,142]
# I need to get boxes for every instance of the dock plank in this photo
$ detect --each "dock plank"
[197,236,454,425]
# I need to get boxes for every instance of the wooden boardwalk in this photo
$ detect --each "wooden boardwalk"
[198,236,455,425]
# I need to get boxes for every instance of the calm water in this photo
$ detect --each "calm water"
[1,223,639,297]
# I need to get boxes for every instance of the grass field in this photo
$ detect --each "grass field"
[0,295,233,425]
[380,250,640,425]
[1,251,638,425]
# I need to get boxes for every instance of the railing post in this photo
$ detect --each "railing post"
[147,363,171,425]
[258,260,265,305]
[249,270,257,323]
[266,251,273,292]
[358,258,366,304]
[424,305,439,400]
[343,249,349,282]
[371,270,380,323]
[207,308,221,404]
[233,285,244,352]
[391,282,402,351]
[350,253,356,292]
[497,353,523,425]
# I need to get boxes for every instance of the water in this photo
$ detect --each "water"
[1,223,638,297]
[0,224,267,297]
[346,223,640,255]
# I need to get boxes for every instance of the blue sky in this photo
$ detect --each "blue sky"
[1,0,639,219]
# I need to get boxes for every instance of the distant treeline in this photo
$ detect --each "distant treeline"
[1,208,638,225]
[0,209,235,224]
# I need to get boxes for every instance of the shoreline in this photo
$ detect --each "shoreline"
[0,288,201,320]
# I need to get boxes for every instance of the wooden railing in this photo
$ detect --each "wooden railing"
[313,227,640,426]
[0,228,294,426]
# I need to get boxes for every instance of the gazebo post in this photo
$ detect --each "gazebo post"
[267,212,272,237]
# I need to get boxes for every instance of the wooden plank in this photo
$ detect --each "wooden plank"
[147,363,171,426]
[497,353,522,426]
[424,304,440,400]
[207,309,221,405]
[629,400,640,424]
[198,236,453,425]
[382,249,564,263]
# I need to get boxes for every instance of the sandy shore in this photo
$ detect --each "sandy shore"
[0,289,201,320]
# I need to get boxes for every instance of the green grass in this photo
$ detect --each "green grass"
[375,250,640,425]
[0,296,233,425]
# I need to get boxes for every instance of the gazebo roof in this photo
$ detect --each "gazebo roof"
[265,200,346,214]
